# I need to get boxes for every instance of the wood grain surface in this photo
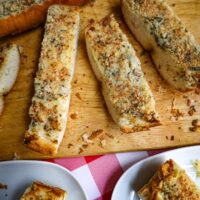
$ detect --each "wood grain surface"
[0,0,200,160]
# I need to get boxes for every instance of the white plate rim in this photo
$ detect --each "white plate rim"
[0,160,89,200]
[111,145,200,200]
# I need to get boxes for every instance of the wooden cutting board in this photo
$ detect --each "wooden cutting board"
[0,0,200,160]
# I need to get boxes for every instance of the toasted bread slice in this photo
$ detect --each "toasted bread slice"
[20,181,67,200]
[121,0,200,91]
[0,0,87,38]
[24,5,79,155]
[138,159,200,200]
[85,14,159,133]
[0,43,20,95]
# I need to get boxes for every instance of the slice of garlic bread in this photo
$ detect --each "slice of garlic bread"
[121,0,200,91]
[0,43,20,95]
[85,14,159,133]
[24,5,80,155]
[138,159,200,200]
[0,43,20,115]
[20,181,67,200]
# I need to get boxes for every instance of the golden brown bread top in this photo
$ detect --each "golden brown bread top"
[20,181,67,200]
[85,14,159,132]
[138,159,200,200]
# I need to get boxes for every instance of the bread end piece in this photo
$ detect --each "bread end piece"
[20,181,67,200]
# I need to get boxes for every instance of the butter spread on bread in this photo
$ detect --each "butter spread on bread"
[85,14,159,133]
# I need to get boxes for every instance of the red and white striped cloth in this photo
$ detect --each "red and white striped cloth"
[46,150,166,200]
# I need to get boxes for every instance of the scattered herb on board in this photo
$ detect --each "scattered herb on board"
[89,129,103,140]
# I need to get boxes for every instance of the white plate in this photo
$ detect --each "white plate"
[112,146,200,200]
[0,160,88,200]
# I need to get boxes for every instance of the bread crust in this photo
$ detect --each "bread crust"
[0,0,87,37]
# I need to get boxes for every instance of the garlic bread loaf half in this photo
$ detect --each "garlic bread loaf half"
[20,181,67,200]
[85,14,159,133]
[24,5,79,155]
[0,0,87,38]
[138,159,200,200]
[121,0,200,91]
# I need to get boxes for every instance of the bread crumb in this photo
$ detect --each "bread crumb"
[82,133,93,144]
[82,144,88,149]
[170,135,174,141]
[100,139,106,147]
[78,148,83,154]
[105,133,114,139]
[13,152,20,160]
[171,108,184,120]
[189,119,200,132]
[89,129,103,140]
[70,112,78,119]
[186,98,193,106]
[188,105,196,116]
[75,93,81,100]
[68,143,73,148]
